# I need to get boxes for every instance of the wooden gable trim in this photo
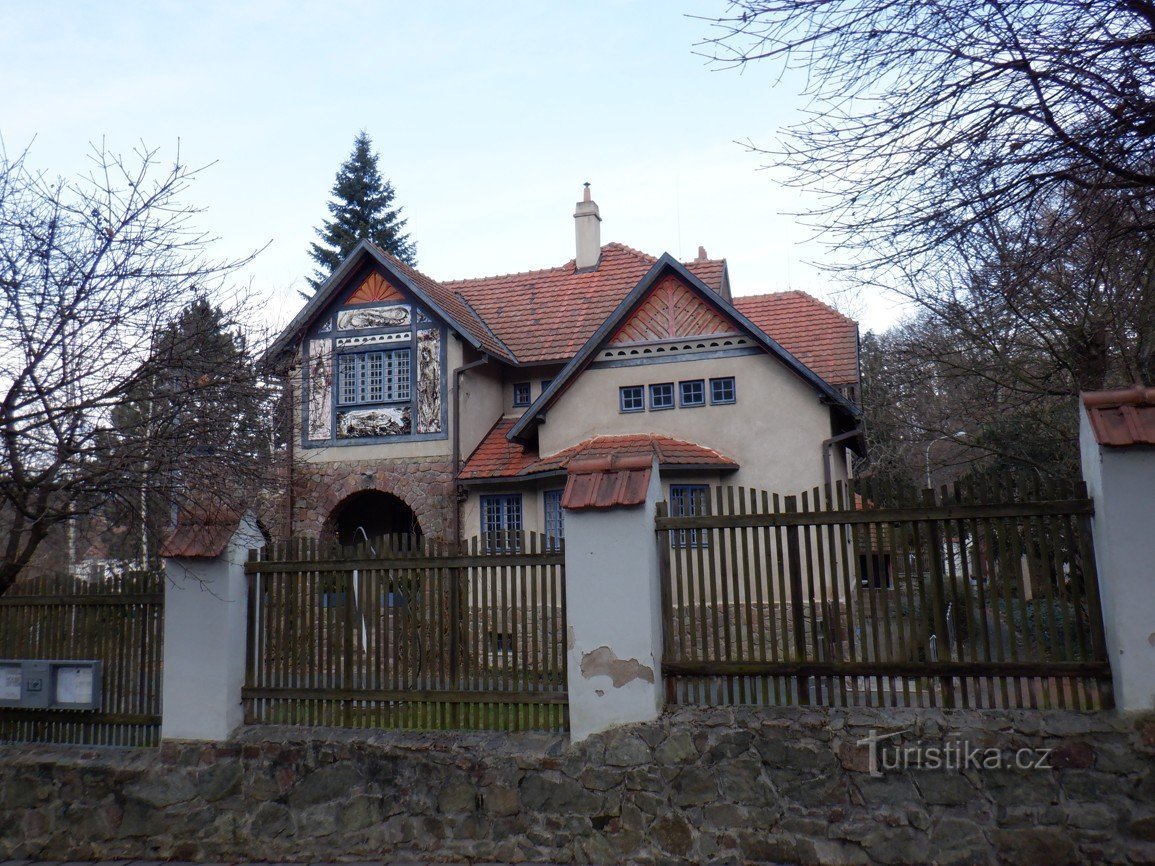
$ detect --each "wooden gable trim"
[608,274,735,345]
[346,270,405,305]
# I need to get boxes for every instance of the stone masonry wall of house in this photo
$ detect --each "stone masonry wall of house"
[292,457,456,540]
[2,707,1155,865]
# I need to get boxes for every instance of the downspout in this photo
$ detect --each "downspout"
[285,367,295,540]
[822,428,862,490]
[451,353,490,543]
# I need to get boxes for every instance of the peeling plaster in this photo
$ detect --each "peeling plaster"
[579,645,655,688]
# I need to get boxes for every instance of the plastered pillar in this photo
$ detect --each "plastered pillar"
[161,513,264,740]
[563,461,664,742]
[1079,407,1155,712]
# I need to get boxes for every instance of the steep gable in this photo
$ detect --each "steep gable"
[608,274,736,346]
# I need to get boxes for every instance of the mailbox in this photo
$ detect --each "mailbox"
[0,660,102,711]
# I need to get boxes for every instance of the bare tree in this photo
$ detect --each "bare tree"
[701,1,1155,273]
[0,142,269,594]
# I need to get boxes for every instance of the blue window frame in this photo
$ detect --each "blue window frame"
[619,385,644,413]
[679,379,705,407]
[671,484,710,548]
[337,349,411,406]
[541,378,553,392]
[481,494,523,551]
[544,489,565,551]
[513,382,531,407]
[710,376,736,404]
[650,382,675,410]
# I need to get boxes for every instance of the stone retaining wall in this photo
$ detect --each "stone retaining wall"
[2,707,1154,865]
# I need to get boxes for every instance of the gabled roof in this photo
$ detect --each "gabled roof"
[507,255,861,442]
[1082,385,1155,447]
[264,241,515,366]
[734,291,859,387]
[459,418,738,481]
[443,243,726,364]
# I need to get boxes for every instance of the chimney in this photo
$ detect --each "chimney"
[573,183,601,270]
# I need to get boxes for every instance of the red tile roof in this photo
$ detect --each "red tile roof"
[562,455,653,510]
[733,291,859,386]
[443,243,726,364]
[459,420,738,481]
[1082,385,1155,447]
[160,503,246,559]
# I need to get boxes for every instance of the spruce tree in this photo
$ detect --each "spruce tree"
[308,131,416,290]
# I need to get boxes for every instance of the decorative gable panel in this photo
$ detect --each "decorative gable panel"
[347,271,405,305]
[608,275,735,346]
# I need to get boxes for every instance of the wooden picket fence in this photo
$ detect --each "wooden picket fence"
[0,571,164,746]
[656,476,1111,710]
[243,533,568,731]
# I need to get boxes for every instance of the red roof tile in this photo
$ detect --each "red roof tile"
[443,243,726,364]
[1082,385,1155,447]
[459,422,738,481]
[160,503,246,559]
[562,455,653,510]
[733,291,859,386]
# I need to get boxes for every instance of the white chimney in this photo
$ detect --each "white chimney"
[573,183,601,270]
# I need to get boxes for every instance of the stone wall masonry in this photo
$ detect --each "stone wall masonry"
[292,457,456,540]
[2,707,1155,865]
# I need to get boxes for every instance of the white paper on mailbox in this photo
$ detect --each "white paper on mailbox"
[55,665,94,704]
[0,665,21,701]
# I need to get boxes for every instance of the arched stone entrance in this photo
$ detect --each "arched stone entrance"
[327,490,423,546]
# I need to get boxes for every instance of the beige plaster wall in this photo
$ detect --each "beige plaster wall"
[458,355,505,462]
[539,352,837,498]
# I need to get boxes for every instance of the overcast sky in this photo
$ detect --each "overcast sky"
[2,1,908,334]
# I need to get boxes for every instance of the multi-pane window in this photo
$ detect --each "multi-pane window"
[337,349,411,405]
[679,379,705,407]
[544,489,565,551]
[481,494,523,552]
[619,385,644,413]
[650,382,675,410]
[671,484,710,548]
[710,376,736,404]
[513,382,531,406]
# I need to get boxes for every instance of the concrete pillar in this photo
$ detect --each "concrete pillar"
[1079,389,1155,712]
[161,512,264,740]
[563,457,664,742]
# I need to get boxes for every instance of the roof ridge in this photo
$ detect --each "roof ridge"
[443,259,577,286]
[734,289,857,325]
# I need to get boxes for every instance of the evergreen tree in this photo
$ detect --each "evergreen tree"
[308,131,416,290]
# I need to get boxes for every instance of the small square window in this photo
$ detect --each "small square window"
[513,382,531,407]
[650,383,674,410]
[541,378,553,392]
[679,380,705,407]
[710,377,736,404]
[620,385,644,413]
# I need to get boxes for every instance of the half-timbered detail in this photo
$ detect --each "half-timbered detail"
[609,274,736,346]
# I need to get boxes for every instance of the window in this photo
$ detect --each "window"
[541,378,553,392]
[544,489,565,550]
[619,385,644,413]
[650,382,674,410]
[671,484,710,548]
[337,349,411,406]
[710,376,736,404]
[513,382,531,407]
[679,379,705,407]
[481,494,522,551]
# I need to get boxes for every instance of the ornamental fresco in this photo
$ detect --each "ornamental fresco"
[306,339,333,441]
[337,304,411,331]
[337,405,412,438]
[416,328,441,433]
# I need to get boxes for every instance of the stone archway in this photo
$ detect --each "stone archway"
[327,490,423,546]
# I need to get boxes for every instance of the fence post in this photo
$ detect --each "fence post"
[160,511,265,741]
[1079,387,1155,711]
[563,455,665,742]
